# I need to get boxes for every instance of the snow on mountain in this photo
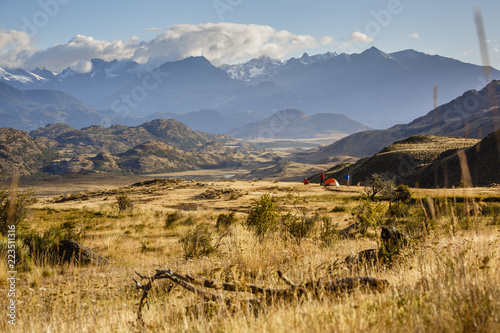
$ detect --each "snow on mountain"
[58,68,75,80]
[220,51,338,84]
[220,56,286,83]
[0,67,53,88]
[295,51,338,65]
[3,47,500,131]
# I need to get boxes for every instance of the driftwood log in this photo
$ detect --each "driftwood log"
[133,269,388,319]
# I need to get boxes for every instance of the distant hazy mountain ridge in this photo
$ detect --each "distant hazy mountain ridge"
[228,109,372,140]
[2,47,499,130]
[311,80,500,159]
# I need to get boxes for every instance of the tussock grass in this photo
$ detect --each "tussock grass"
[1,181,500,332]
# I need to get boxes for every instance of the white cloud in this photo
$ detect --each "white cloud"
[23,34,140,71]
[134,23,319,66]
[337,32,373,52]
[463,49,473,56]
[348,31,373,44]
[0,23,329,71]
[0,29,35,68]
[320,36,334,46]
[403,33,420,39]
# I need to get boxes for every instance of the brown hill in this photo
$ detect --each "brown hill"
[0,128,59,177]
[237,161,325,182]
[228,109,371,140]
[30,118,235,155]
[1,120,248,177]
[417,130,500,187]
[311,135,479,186]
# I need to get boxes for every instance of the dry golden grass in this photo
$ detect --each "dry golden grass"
[1,177,500,332]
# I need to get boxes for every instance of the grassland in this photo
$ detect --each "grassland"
[1,175,500,332]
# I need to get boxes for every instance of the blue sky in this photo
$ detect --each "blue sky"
[1,0,499,71]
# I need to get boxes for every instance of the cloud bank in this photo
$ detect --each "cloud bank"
[0,23,329,72]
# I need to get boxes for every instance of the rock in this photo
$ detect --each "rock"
[380,226,409,253]
[338,222,366,239]
[56,240,108,265]
[345,248,380,266]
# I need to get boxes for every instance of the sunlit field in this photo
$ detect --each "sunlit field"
[1,178,500,332]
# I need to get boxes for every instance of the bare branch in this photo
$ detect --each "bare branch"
[277,270,297,288]
[133,269,389,319]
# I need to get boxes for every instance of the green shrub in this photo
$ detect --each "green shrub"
[165,211,182,229]
[116,193,133,213]
[394,184,412,203]
[319,215,339,247]
[388,200,411,218]
[245,194,280,242]
[216,212,238,231]
[281,208,319,245]
[331,206,349,212]
[179,225,219,259]
[22,223,73,264]
[351,200,386,235]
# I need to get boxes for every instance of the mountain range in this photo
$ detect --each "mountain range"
[310,80,500,159]
[228,109,372,140]
[2,47,499,130]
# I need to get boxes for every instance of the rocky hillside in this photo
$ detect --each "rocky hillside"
[30,119,234,155]
[0,119,250,178]
[311,80,500,159]
[418,130,500,187]
[311,135,480,187]
[0,128,59,178]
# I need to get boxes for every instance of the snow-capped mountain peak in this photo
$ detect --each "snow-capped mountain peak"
[297,51,338,64]
[220,56,286,83]
[0,67,52,87]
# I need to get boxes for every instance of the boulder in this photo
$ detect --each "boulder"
[56,240,108,265]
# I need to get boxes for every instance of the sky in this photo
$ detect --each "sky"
[0,0,499,72]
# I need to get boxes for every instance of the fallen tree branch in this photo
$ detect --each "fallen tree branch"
[133,269,388,319]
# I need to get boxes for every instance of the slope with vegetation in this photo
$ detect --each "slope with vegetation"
[1,176,500,332]
[418,129,500,187]
[0,128,59,178]
[311,135,481,187]
[311,80,500,159]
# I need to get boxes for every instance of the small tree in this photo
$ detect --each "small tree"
[394,184,412,203]
[245,194,279,242]
[364,174,394,200]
